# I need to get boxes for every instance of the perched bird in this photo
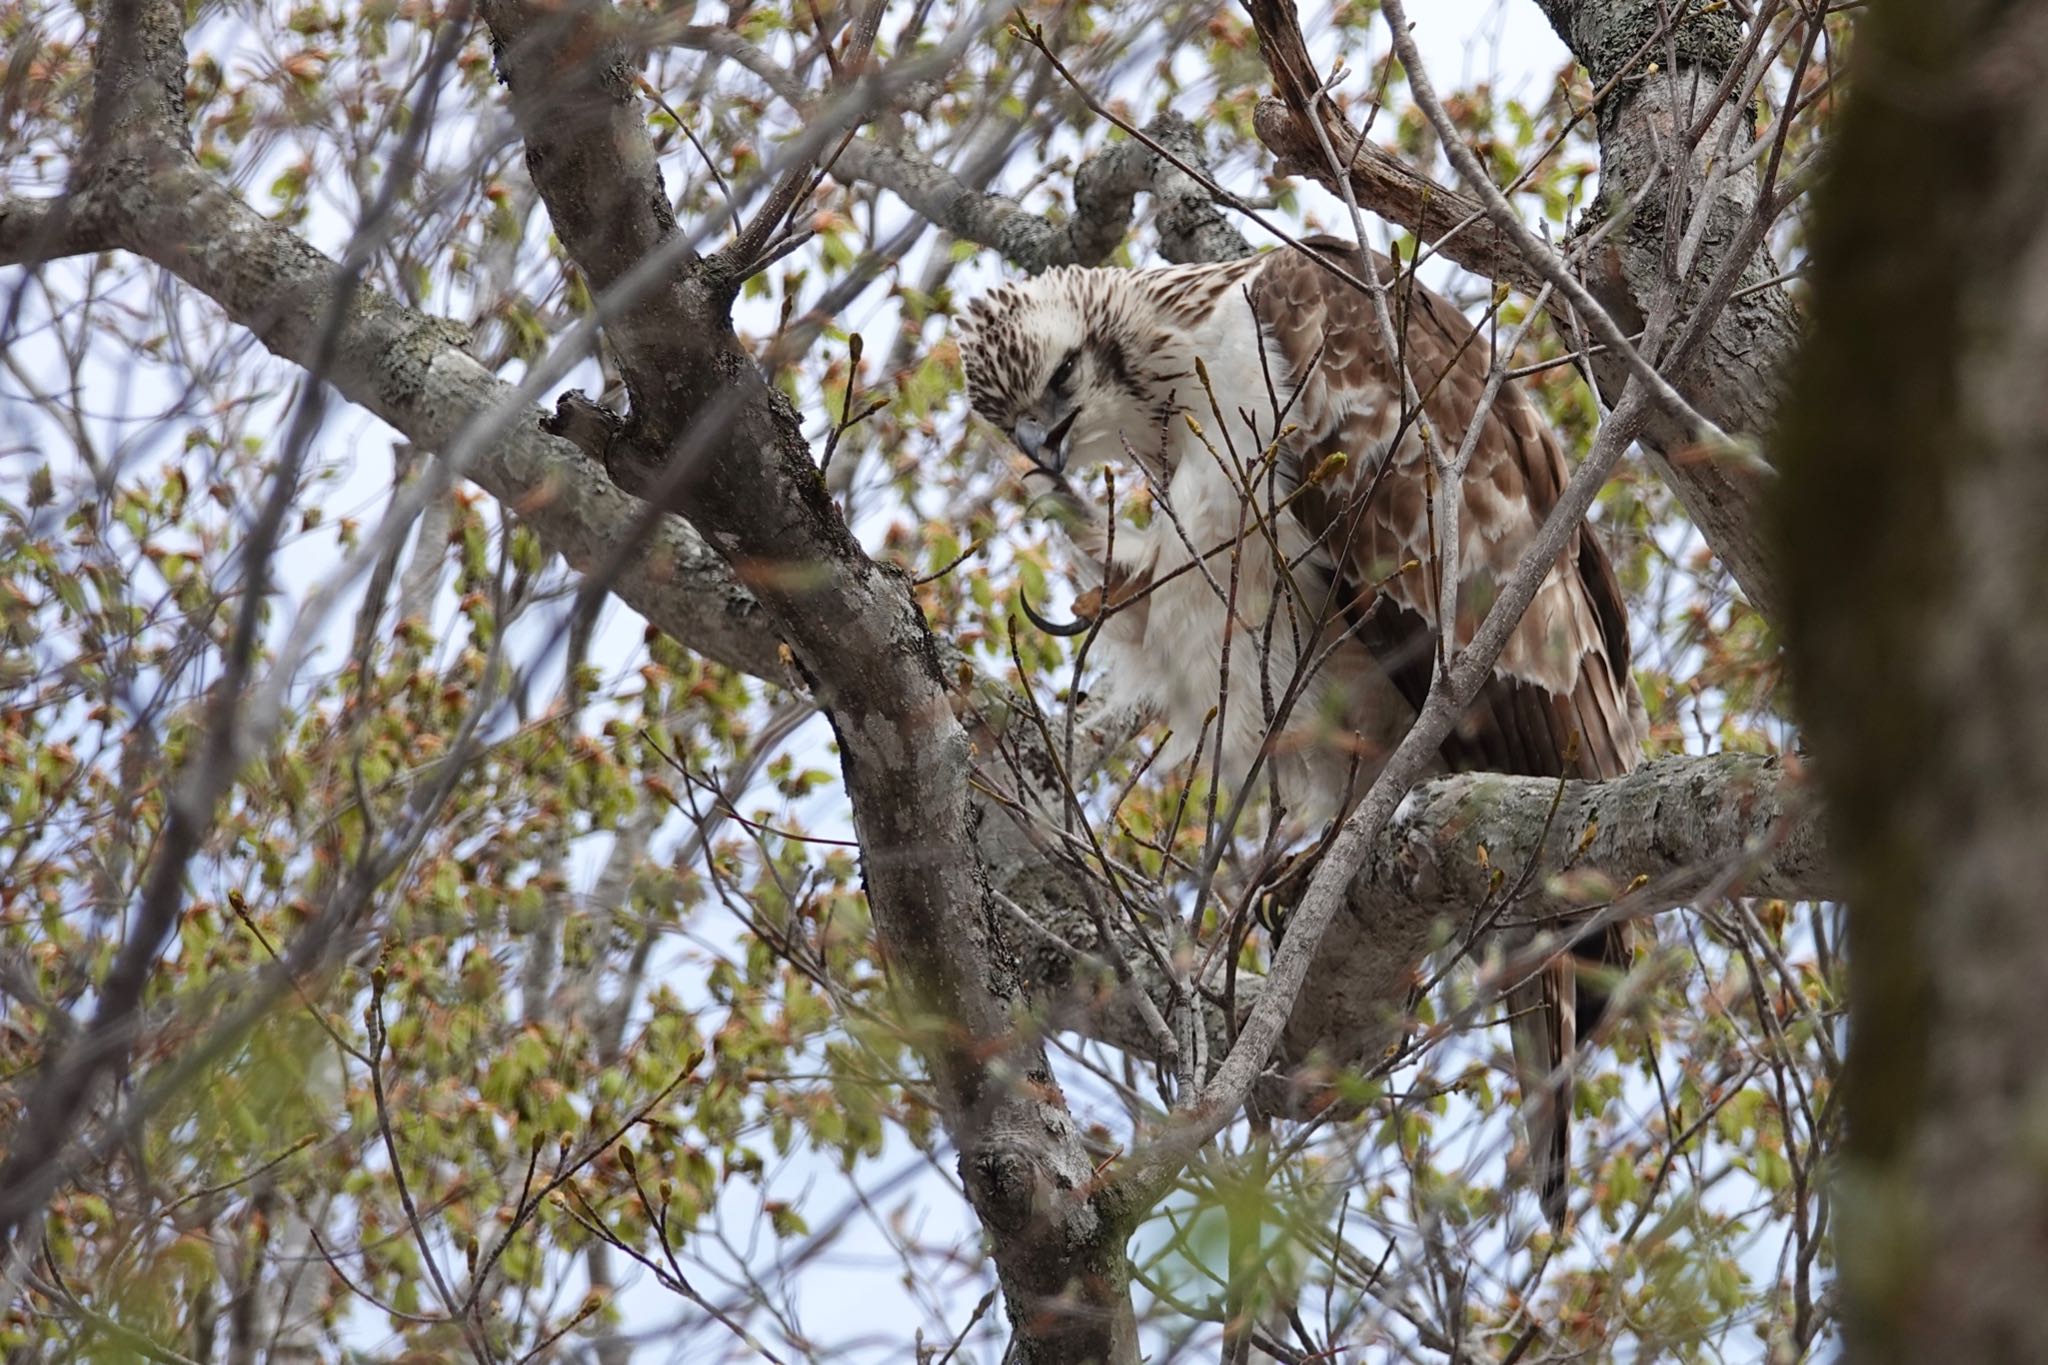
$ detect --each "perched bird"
[956,235,1647,1224]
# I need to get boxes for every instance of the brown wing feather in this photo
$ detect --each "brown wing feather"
[1255,236,1642,781]
[1254,236,1645,1224]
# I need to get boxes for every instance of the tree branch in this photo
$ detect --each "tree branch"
[666,23,1247,272]
[1245,0,1543,295]
[1248,0,1800,622]
[82,0,190,163]
[117,166,781,680]
[0,199,118,269]
[475,1,1140,1357]
[994,742,1829,1086]
[1282,750,1829,1074]
[1527,0,1800,623]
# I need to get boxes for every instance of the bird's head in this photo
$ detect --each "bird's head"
[956,269,1161,480]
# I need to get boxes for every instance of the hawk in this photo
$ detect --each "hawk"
[956,235,1648,1225]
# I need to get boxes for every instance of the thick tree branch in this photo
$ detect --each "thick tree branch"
[82,0,190,163]
[834,111,1249,272]
[1529,0,1800,623]
[118,165,781,681]
[1,9,781,681]
[1282,750,1828,1073]
[478,0,705,413]
[0,199,118,269]
[1245,0,1542,296]
[476,1,1138,1358]
[829,131,1145,271]
[996,749,1830,1085]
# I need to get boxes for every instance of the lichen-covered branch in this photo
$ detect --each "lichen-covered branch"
[993,742,1830,1105]
[1283,750,1829,1073]
[114,160,782,681]
[0,200,117,268]
[826,108,1246,271]
[666,23,1246,272]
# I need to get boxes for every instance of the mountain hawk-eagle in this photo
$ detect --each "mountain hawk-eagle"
[956,235,1648,1224]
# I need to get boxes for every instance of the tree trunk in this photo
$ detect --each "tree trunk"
[1780,3,2048,1360]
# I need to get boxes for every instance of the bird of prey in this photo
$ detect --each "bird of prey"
[956,234,1648,1225]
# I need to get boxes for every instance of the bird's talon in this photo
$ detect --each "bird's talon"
[1018,586,1095,636]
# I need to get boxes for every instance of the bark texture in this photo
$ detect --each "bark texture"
[472,3,1139,1358]
[126,165,783,683]
[1535,0,1799,624]
[1286,751,1825,1073]
[840,109,1249,272]
[1000,747,1828,1104]
[1779,3,2048,1360]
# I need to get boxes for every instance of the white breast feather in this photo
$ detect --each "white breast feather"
[1081,279,1366,827]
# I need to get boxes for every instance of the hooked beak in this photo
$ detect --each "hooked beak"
[1012,408,1080,475]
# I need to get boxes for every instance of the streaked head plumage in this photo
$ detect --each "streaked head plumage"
[956,268,1163,476]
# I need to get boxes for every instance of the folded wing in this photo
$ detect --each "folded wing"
[1253,237,1647,1225]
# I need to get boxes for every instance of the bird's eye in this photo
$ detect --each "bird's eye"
[1049,349,1080,390]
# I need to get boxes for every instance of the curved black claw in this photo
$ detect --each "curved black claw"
[1017,585,1094,637]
